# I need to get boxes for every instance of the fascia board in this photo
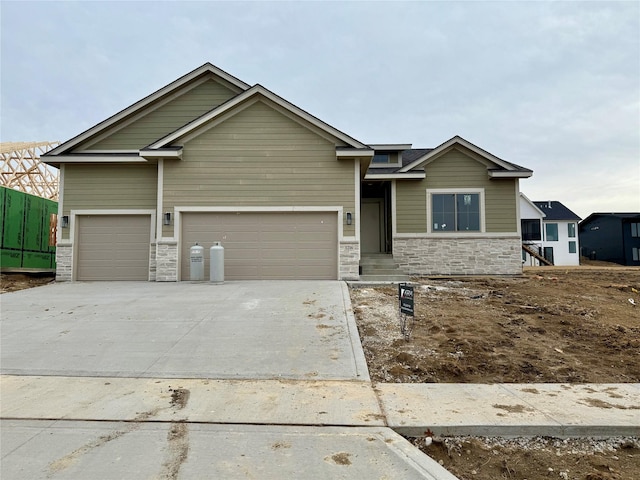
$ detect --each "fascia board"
[139,149,182,159]
[488,170,533,178]
[369,144,413,150]
[336,149,375,158]
[42,155,148,166]
[45,63,249,157]
[520,193,546,217]
[364,173,426,180]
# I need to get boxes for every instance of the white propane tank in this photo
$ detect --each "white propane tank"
[210,242,224,284]
[190,243,204,281]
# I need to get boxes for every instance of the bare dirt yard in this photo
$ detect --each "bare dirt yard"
[351,267,640,480]
[0,272,54,293]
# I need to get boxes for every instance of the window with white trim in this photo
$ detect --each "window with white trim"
[431,192,481,232]
[545,223,558,241]
[568,223,576,238]
[569,241,577,254]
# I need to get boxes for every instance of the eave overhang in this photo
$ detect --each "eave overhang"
[42,155,149,167]
[369,143,412,151]
[488,170,533,178]
[364,172,426,180]
[139,148,183,160]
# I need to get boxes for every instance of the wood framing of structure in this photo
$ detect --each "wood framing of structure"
[0,141,61,200]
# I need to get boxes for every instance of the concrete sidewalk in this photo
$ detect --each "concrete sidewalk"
[377,382,640,437]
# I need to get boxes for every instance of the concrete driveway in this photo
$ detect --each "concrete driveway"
[1,281,369,381]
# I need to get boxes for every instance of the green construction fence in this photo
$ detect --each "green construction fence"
[0,186,57,270]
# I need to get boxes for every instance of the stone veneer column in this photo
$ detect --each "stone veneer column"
[393,236,522,275]
[55,242,73,281]
[339,240,360,280]
[155,241,178,282]
[148,243,157,281]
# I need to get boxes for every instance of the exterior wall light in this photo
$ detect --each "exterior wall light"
[61,215,69,228]
[163,212,172,226]
[346,212,352,225]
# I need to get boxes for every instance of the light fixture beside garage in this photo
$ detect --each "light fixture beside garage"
[163,212,172,226]
[346,212,352,225]
[61,216,69,228]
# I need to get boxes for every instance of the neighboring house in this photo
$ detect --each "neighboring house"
[579,213,640,266]
[531,201,581,266]
[43,63,532,282]
[519,194,546,266]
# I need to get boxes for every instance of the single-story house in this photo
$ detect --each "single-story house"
[520,196,581,266]
[579,213,640,266]
[43,63,533,281]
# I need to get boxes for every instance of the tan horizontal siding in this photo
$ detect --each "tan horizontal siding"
[62,164,157,239]
[396,148,518,233]
[164,100,355,237]
[84,79,237,150]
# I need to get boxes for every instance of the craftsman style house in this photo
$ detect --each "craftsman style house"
[43,63,532,281]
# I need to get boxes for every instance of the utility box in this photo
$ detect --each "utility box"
[189,244,204,281]
[210,242,224,284]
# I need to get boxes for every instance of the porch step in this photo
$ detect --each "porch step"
[359,254,410,281]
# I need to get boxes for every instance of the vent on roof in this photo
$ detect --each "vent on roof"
[547,201,552,208]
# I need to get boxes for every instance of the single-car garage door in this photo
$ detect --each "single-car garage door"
[181,212,337,280]
[76,215,151,280]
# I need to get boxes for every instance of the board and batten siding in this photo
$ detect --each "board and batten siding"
[396,148,518,233]
[163,99,356,237]
[81,79,239,150]
[62,164,157,239]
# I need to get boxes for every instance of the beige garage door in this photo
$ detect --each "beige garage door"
[181,212,338,280]
[76,215,151,280]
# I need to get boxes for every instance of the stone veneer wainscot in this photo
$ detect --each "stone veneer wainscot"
[393,236,522,276]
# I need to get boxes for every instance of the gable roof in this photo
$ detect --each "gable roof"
[398,135,532,178]
[44,63,250,157]
[145,84,369,150]
[533,201,581,221]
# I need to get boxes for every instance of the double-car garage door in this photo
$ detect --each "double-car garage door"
[74,212,338,281]
[180,212,338,280]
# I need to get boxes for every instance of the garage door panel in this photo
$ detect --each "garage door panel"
[76,215,150,281]
[181,212,337,280]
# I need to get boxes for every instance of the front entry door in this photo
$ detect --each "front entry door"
[362,200,383,253]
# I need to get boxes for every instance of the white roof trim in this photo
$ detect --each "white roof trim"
[43,155,147,164]
[489,170,532,178]
[148,85,369,150]
[399,135,522,173]
[45,63,250,156]
[364,172,425,180]
[139,149,182,159]
[336,149,374,158]
[369,144,412,150]
[520,193,547,218]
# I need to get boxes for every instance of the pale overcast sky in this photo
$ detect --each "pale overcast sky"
[1,1,638,218]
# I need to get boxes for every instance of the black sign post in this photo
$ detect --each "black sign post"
[399,283,414,316]
[398,283,414,340]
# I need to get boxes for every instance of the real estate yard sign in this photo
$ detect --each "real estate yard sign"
[399,283,414,315]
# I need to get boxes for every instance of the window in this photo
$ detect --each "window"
[431,193,480,232]
[521,219,541,241]
[569,241,577,253]
[545,223,558,241]
[372,153,390,164]
[632,223,639,238]
[633,248,639,262]
[568,223,576,238]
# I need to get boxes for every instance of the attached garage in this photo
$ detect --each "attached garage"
[75,215,151,280]
[180,211,338,280]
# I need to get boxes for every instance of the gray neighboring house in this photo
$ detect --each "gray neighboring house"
[43,63,533,281]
